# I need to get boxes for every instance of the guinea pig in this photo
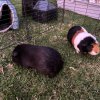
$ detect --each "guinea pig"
[12,44,63,78]
[67,26,100,55]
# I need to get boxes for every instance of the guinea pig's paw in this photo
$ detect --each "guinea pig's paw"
[76,50,80,53]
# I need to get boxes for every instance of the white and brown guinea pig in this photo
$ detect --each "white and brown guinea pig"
[12,44,63,78]
[67,26,100,55]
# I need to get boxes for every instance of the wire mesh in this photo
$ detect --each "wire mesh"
[0,1,100,99]
[0,0,100,50]
[58,0,100,30]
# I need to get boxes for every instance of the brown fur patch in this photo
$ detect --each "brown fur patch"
[92,43,100,53]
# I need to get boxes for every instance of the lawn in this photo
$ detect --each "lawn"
[0,0,100,100]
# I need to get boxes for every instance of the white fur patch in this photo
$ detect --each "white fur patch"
[89,51,99,56]
[81,27,88,33]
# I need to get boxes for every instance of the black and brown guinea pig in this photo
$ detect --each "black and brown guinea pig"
[12,44,63,78]
[67,26,100,55]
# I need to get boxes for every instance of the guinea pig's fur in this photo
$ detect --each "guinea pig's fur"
[12,44,63,78]
[67,26,100,55]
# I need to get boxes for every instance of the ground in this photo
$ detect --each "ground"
[0,0,100,100]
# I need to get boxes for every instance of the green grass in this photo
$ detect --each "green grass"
[0,0,100,100]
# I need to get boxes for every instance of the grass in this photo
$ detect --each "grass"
[0,0,100,100]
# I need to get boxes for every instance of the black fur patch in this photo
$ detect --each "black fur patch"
[67,26,82,44]
[12,44,63,78]
[78,37,95,53]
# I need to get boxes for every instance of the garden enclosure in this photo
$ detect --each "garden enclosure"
[0,0,100,49]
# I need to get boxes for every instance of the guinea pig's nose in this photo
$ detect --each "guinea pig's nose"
[95,51,99,53]
[95,48,100,53]
[93,43,100,54]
